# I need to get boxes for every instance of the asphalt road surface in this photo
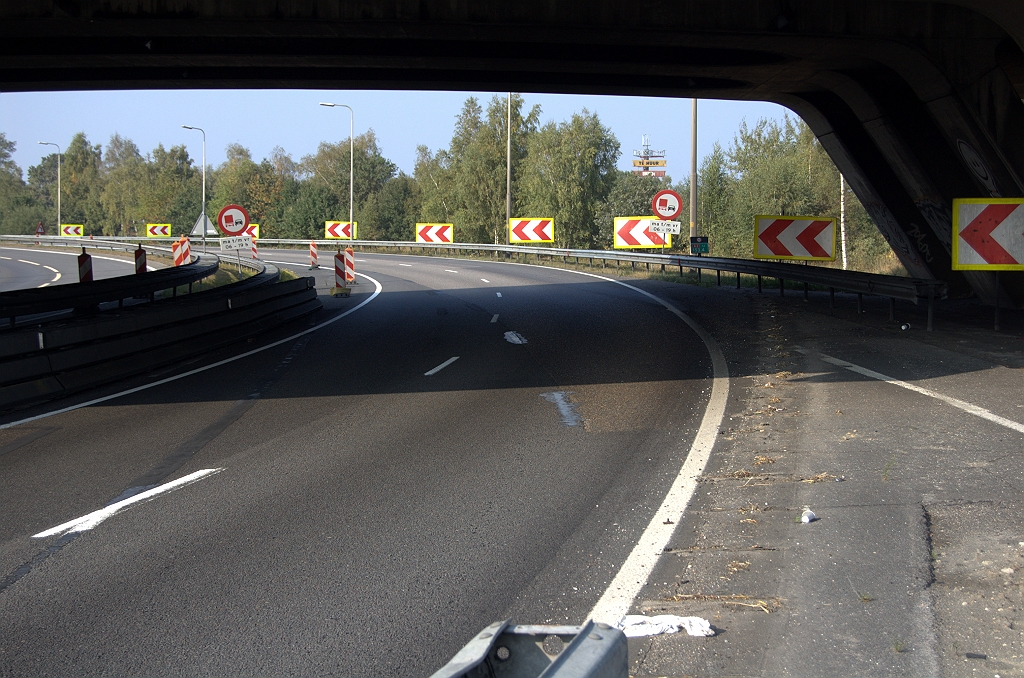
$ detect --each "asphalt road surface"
[0,250,720,676]
[0,246,149,292]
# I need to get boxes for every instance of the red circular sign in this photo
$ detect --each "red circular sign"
[652,189,683,220]
[216,204,250,237]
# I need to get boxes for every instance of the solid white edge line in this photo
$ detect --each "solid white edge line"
[0,272,384,431]
[424,356,460,376]
[33,468,224,538]
[17,259,40,265]
[795,347,1024,434]
[561,268,729,625]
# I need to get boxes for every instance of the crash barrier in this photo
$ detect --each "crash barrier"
[0,258,321,411]
[260,238,949,331]
[430,619,626,678]
[21,236,951,330]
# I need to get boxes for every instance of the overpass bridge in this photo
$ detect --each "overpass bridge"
[3,0,1024,306]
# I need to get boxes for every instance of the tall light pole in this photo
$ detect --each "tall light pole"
[690,99,698,240]
[37,141,61,234]
[181,125,207,252]
[319,103,355,236]
[506,92,512,246]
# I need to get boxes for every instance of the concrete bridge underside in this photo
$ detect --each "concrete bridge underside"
[4,1,1024,306]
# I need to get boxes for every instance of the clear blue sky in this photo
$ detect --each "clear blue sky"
[2,89,793,179]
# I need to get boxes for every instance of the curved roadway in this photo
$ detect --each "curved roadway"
[0,250,720,676]
[0,246,152,292]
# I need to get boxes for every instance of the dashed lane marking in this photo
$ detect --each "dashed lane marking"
[445,269,458,273]
[481,278,490,283]
[399,263,412,267]
[17,259,40,265]
[491,314,499,323]
[496,292,502,298]
[424,356,459,376]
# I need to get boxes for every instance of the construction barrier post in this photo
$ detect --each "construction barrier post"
[135,246,146,274]
[344,246,357,284]
[77,247,93,283]
[251,240,259,260]
[309,241,319,269]
[330,250,351,297]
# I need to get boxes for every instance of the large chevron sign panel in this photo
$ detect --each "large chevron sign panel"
[952,198,1024,270]
[754,215,836,261]
[416,223,453,243]
[146,223,171,237]
[508,218,554,244]
[613,216,671,249]
[325,221,356,239]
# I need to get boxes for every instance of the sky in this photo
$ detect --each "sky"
[1,89,794,180]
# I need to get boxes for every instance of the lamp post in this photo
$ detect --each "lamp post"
[37,141,61,234]
[181,125,207,252]
[319,103,355,235]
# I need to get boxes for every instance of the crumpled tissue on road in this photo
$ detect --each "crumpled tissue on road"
[615,614,714,637]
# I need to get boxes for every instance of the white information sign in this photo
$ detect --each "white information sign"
[219,235,253,251]
[649,220,682,235]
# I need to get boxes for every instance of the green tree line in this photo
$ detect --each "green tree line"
[0,97,897,272]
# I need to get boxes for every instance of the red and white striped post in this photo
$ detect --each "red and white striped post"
[183,237,192,263]
[77,247,93,283]
[334,250,345,289]
[344,247,356,284]
[309,241,319,269]
[135,246,146,274]
[251,239,259,260]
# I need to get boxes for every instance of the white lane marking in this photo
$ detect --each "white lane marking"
[504,331,527,344]
[355,259,366,262]
[481,278,490,283]
[17,259,40,265]
[445,269,458,273]
[424,356,460,376]
[796,347,1024,434]
[0,255,10,259]
[497,268,729,626]
[496,292,502,298]
[38,283,49,288]
[491,314,499,323]
[0,273,384,431]
[399,263,412,267]
[33,468,224,538]
[43,265,58,272]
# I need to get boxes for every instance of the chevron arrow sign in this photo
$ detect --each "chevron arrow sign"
[754,215,836,261]
[509,218,554,244]
[59,224,84,237]
[416,223,453,243]
[952,198,1024,270]
[146,223,171,237]
[325,221,356,239]
[614,217,670,249]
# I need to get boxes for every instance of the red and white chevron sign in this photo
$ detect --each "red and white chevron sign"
[508,218,554,243]
[325,221,356,239]
[754,215,836,261]
[60,224,83,237]
[953,198,1024,270]
[416,223,453,243]
[613,216,670,249]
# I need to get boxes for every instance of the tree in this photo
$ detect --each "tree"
[0,133,47,234]
[593,171,669,248]
[518,110,619,248]
[100,134,147,235]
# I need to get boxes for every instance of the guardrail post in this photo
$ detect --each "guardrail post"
[857,293,863,314]
[994,270,1001,331]
[697,268,701,284]
[757,275,762,293]
[717,269,721,286]
[736,271,740,289]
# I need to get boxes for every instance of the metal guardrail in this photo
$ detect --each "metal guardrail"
[0,236,219,321]
[25,235,947,329]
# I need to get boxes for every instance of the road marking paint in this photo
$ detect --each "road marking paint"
[424,356,459,376]
[399,263,412,267]
[0,273,384,431]
[541,392,582,426]
[17,259,40,265]
[33,468,224,538]
[496,292,502,298]
[445,269,458,273]
[491,314,499,323]
[489,267,730,626]
[796,347,1024,434]
[481,278,490,283]
[355,259,366,262]
[37,283,49,288]
[0,255,10,259]
[504,331,527,344]
[43,265,58,272]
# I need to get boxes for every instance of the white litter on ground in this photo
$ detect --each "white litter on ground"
[615,614,714,637]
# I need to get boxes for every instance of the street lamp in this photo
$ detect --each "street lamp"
[37,141,61,234]
[181,125,207,252]
[319,103,355,235]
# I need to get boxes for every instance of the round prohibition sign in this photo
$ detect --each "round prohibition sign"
[652,189,683,220]
[217,204,251,237]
